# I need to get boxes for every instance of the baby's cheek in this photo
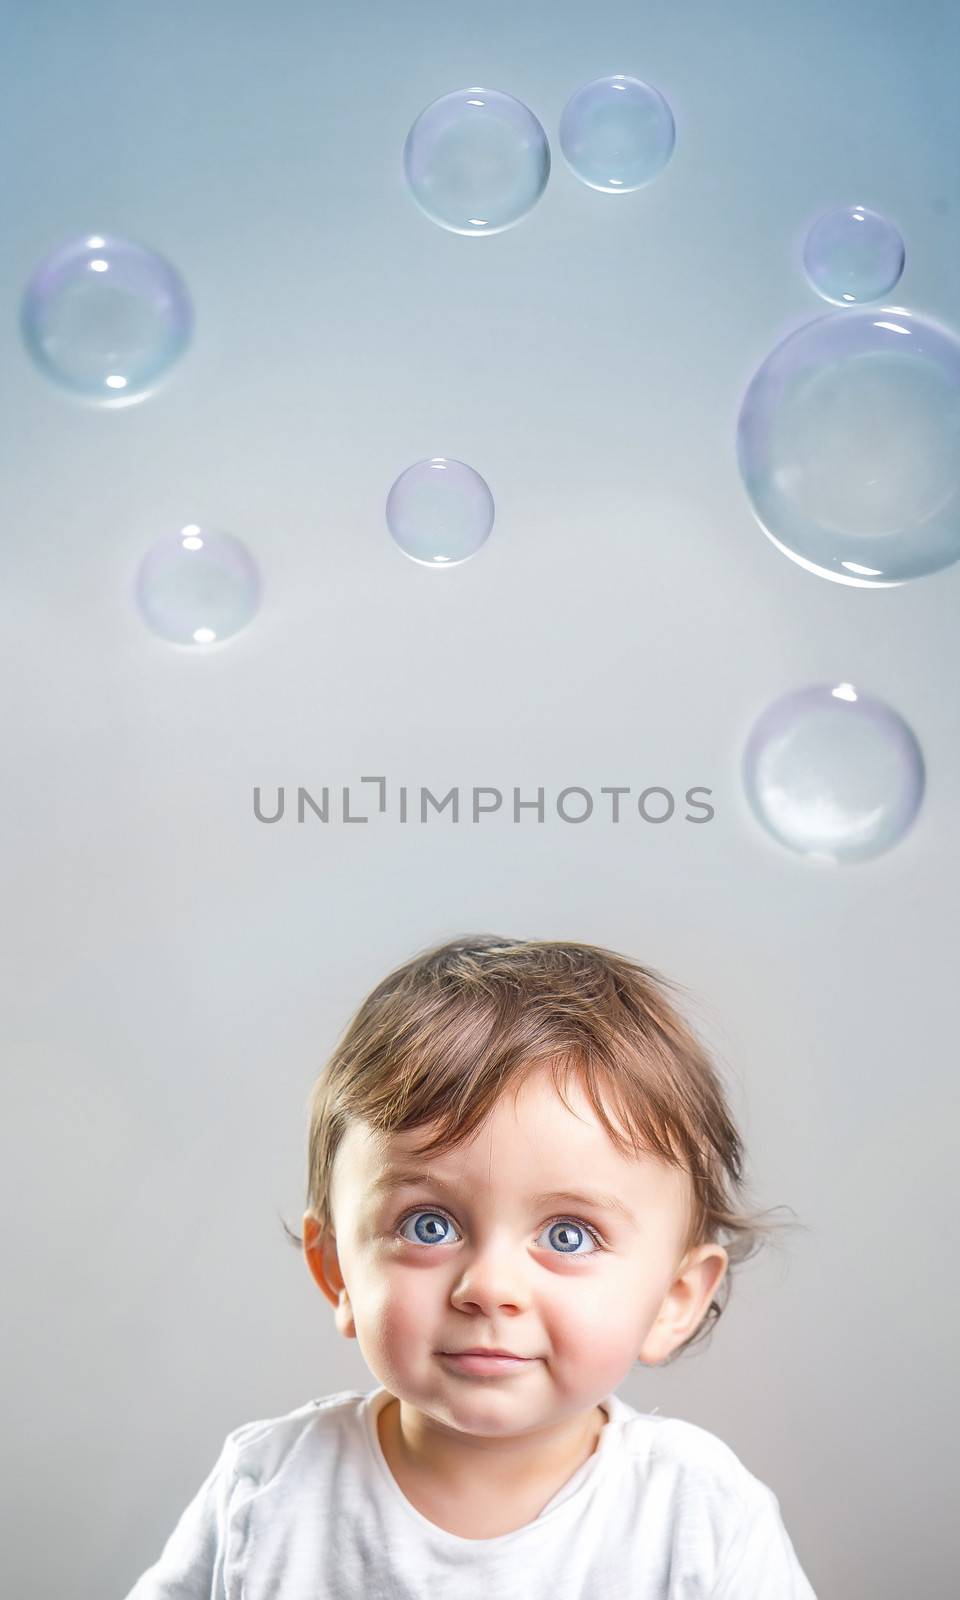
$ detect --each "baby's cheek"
[586,1322,640,1368]
[555,1287,646,1364]
[376,1281,427,1352]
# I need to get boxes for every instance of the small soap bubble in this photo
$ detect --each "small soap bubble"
[737,306,960,585]
[403,87,550,234]
[742,683,925,863]
[135,526,261,645]
[386,458,495,566]
[802,205,905,305]
[559,74,675,192]
[20,232,193,404]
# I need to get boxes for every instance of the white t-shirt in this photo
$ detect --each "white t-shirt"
[123,1384,818,1598]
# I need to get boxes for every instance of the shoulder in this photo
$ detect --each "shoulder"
[650,1415,756,1481]
[610,1411,816,1596]
[216,1390,365,1488]
[622,1408,773,1518]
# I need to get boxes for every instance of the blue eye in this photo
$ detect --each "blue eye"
[396,1206,603,1255]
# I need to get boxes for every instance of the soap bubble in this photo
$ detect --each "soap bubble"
[20,233,193,404]
[136,526,261,645]
[742,683,925,862]
[386,458,495,565]
[559,74,675,192]
[403,87,550,234]
[737,306,960,585]
[802,205,905,305]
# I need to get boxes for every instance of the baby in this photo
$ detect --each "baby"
[124,934,818,1597]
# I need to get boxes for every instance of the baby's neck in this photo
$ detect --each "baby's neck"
[377,1396,607,1536]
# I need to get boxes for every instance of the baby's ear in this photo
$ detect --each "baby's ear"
[302,1211,323,1253]
[302,1211,332,1268]
[300,1216,352,1318]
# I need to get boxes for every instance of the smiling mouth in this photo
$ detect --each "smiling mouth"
[438,1350,536,1368]
[442,1352,528,1359]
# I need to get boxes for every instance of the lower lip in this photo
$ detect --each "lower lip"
[439,1352,534,1375]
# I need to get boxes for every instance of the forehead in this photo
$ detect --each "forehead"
[343,1065,619,1170]
[369,1163,643,1229]
[333,1066,691,1229]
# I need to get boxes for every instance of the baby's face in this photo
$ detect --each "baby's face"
[308,1064,727,1435]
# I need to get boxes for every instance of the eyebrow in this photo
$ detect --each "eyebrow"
[372,1169,638,1229]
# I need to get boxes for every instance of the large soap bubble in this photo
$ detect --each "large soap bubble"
[559,74,675,192]
[136,526,261,645]
[737,306,960,585]
[802,205,905,305]
[21,232,193,404]
[386,458,495,565]
[742,683,925,863]
[403,87,550,234]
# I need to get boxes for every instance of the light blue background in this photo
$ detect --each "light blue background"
[1,3,957,1595]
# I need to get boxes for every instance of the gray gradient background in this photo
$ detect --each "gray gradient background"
[1,2,957,1596]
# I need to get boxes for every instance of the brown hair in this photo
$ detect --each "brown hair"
[281,934,806,1363]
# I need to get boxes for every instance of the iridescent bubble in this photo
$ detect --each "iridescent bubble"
[742,682,925,863]
[802,205,905,305]
[386,458,495,566]
[135,526,261,645]
[558,74,675,192]
[21,232,193,405]
[737,306,960,586]
[403,87,550,234]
